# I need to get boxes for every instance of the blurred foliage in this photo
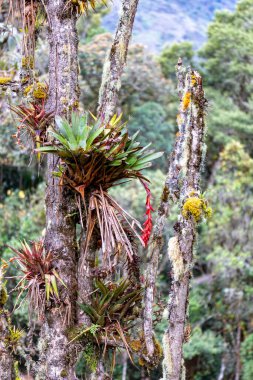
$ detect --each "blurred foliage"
[200,0,253,111]
[159,42,195,81]
[241,334,253,380]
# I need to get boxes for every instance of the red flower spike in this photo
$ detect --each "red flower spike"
[140,180,154,247]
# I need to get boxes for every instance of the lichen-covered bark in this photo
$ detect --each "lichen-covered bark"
[37,1,80,379]
[97,0,139,122]
[0,271,15,380]
[143,186,169,358]
[162,63,207,380]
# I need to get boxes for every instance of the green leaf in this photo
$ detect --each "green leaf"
[86,126,104,149]
[51,275,59,298]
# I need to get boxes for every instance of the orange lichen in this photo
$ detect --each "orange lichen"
[182,92,191,111]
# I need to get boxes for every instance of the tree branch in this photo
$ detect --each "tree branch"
[97,0,139,122]
[162,62,207,380]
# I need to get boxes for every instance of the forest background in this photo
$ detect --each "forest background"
[0,0,253,379]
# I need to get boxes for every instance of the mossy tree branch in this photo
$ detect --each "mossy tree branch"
[161,62,207,380]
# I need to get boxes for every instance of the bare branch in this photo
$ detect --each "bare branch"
[97,0,139,122]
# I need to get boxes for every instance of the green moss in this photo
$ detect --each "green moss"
[83,342,98,372]
[0,284,8,306]
[60,369,68,377]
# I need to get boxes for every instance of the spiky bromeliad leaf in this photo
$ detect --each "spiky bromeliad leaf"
[8,240,64,318]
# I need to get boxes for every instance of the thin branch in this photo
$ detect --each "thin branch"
[97,0,139,122]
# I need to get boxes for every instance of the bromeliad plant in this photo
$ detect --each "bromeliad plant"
[10,101,53,155]
[9,240,64,317]
[75,278,143,367]
[37,112,163,263]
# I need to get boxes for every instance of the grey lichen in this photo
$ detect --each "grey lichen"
[168,236,185,282]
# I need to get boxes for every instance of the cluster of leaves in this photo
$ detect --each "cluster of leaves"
[10,102,53,153]
[78,278,142,361]
[38,112,162,194]
[9,240,64,317]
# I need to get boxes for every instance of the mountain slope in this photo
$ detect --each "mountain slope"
[103,0,237,51]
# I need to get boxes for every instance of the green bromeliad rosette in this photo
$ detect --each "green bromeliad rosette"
[37,112,163,264]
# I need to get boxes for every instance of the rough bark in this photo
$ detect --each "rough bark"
[0,270,15,380]
[37,1,80,379]
[97,0,139,122]
[162,62,207,380]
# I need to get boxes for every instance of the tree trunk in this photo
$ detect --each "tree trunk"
[0,270,15,380]
[162,62,207,380]
[37,1,80,379]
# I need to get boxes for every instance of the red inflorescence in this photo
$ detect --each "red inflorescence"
[140,180,154,247]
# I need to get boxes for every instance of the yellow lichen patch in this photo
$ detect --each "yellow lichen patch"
[129,339,142,352]
[168,236,184,281]
[191,74,197,87]
[33,82,48,99]
[0,77,12,85]
[23,85,33,96]
[182,196,212,222]
[22,56,34,69]
[182,91,191,111]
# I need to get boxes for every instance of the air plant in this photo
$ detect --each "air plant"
[37,112,162,264]
[8,240,64,317]
[77,278,143,367]
[10,101,53,158]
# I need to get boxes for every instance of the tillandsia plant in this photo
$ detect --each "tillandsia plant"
[71,278,143,372]
[37,112,163,264]
[10,100,53,157]
[8,240,64,318]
